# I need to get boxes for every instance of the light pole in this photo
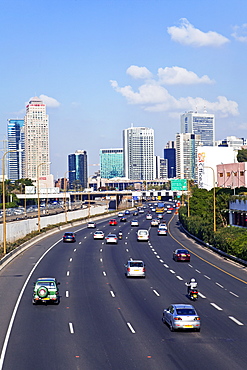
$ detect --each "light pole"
[37,162,50,232]
[2,150,19,255]
[205,166,216,232]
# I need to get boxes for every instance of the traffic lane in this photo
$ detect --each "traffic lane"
[149,228,247,326]
[168,214,247,282]
[92,230,247,369]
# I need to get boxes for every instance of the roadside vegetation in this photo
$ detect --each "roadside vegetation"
[179,185,247,261]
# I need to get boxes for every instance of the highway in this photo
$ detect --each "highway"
[0,204,247,369]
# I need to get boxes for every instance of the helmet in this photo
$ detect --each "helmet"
[190,278,196,282]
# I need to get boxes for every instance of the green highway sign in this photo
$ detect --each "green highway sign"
[171,179,187,191]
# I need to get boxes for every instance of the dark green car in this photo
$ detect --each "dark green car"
[33,277,60,305]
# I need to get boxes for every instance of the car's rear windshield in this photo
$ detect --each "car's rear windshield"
[178,250,188,253]
[176,309,196,315]
[139,231,148,235]
[64,233,73,236]
[36,282,55,287]
[130,262,144,267]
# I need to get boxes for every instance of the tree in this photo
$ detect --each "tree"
[237,149,247,162]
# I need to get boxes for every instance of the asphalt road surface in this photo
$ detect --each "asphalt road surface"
[0,205,247,370]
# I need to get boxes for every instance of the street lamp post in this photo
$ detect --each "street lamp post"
[205,166,216,232]
[2,150,19,255]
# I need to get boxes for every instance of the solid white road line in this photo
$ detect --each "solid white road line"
[127,322,136,334]
[153,290,160,296]
[210,303,223,310]
[69,323,74,334]
[0,239,61,370]
[229,316,244,325]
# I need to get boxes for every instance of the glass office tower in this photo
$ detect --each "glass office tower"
[7,119,25,180]
[100,149,124,178]
[68,150,88,189]
[181,111,215,146]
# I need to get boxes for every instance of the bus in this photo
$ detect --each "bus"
[155,202,165,214]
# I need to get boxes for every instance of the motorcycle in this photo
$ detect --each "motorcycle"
[118,232,123,240]
[189,289,198,301]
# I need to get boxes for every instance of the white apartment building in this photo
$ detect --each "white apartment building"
[24,97,50,181]
[123,126,155,180]
[181,111,215,146]
[176,133,201,180]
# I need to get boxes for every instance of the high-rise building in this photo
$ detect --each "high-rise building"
[24,97,50,180]
[176,133,201,180]
[181,111,215,146]
[100,148,124,178]
[164,148,176,178]
[216,136,246,150]
[68,150,88,189]
[154,156,167,179]
[123,126,155,180]
[7,119,25,180]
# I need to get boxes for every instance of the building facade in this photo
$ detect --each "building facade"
[164,148,176,178]
[100,148,124,178]
[197,146,237,190]
[217,162,247,189]
[24,97,50,181]
[123,126,155,180]
[68,150,88,189]
[181,111,215,146]
[7,119,25,181]
[176,133,201,180]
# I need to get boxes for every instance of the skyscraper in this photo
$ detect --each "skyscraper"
[123,126,155,180]
[7,119,24,180]
[176,133,201,180]
[100,149,124,178]
[68,150,88,189]
[24,97,50,180]
[181,111,215,146]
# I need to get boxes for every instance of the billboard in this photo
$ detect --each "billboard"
[171,179,187,191]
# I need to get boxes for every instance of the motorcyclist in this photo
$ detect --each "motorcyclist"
[185,278,198,295]
[118,230,123,238]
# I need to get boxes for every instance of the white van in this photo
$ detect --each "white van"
[137,229,149,241]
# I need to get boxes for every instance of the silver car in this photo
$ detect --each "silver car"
[125,260,146,278]
[105,234,118,244]
[93,230,105,239]
[162,304,200,332]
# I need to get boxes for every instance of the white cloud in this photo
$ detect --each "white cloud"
[110,80,239,118]
[157,66,214,85]
[39,94,60,108]
[167,18,229,47]
[232,24,247,42]
[126,65,153,79]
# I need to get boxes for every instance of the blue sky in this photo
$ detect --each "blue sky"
[1,0,247,178]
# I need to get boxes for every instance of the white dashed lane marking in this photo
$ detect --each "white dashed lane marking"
[229,316,244,326]
[66,291,69,298]
[69,323,74,334]
[110,291,115,297]
[210,303,223,311]
[204,275,211,280]
[102,271,107,276]
[66,271,70,276]
[153,290,160,296]
[198,292,206,298]
[127,323,136,334]
[216,282,224,289]
[230,291,239,297]
[176,276,183,280]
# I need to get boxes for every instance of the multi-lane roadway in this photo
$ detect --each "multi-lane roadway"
[0,204,247,369]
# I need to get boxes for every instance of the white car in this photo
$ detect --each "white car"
[93,230,105,239]
[125,260,146,278]
[105,234,118,244]
[118,212,124,217]
[87,221,96,228]
[167,209,172,214]
[146,214,152,220]
[151,219,159,226]
[137,229,149,241]
[157,227,167,236]
[131,220,139,226]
